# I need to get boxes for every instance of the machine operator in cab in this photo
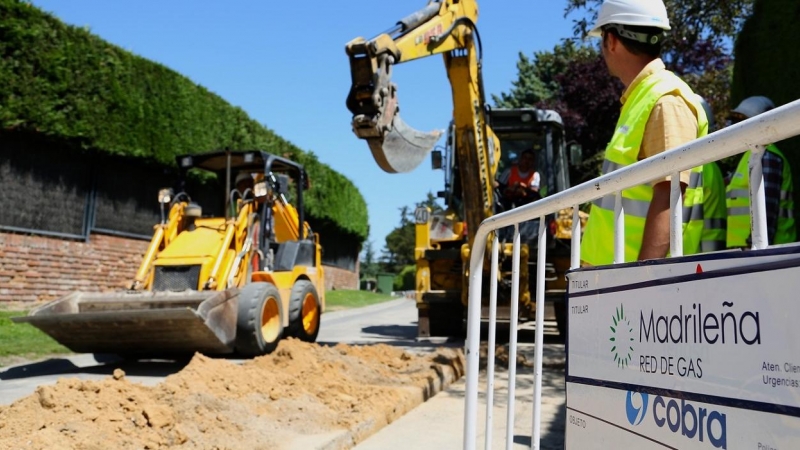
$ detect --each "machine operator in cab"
[496,149,541,211]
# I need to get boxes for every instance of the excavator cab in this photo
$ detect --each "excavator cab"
[416,108,577,337]
[13,150,325,358]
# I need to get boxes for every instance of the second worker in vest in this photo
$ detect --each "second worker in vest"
[580,0,709,266]
[725,96,796,249]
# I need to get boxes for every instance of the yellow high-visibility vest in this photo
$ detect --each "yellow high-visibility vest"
[726,144,796,247]
[581,69,708,266]
[692,161,727,253]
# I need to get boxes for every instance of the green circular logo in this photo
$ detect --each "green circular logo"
[610,304,634,368]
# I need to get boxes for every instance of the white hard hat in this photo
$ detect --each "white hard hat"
[730,96,775,119]
[695,94,716,132]
[588,0,671,38]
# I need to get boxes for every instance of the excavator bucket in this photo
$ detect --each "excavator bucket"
[345,35,443,174]
[365,113,443,174]
[12,289,239,356]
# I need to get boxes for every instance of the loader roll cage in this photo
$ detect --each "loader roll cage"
[173,150,311,253]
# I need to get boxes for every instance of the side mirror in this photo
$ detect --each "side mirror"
[431,150,443,170]
[568,142,583,166]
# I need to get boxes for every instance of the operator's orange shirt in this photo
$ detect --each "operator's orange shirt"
[505,166,540,189]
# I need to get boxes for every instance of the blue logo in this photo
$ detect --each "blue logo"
[624,391,728,449]
[625,391,649,426]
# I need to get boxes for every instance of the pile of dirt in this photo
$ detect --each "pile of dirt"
[0,339,464,449]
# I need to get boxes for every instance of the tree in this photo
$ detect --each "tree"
[381,205,415,272]
[417,191,444,214]
[492,40,596,109]
[359,240,380,280]
[552,50,624,183]
[493,41,622,182]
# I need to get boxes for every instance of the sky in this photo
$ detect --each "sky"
[29,0,584,254]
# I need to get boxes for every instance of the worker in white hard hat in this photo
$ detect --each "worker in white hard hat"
[725,96,796,248]
[580,0,710,266]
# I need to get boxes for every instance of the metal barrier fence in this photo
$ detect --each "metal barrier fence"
[461,98,800,450]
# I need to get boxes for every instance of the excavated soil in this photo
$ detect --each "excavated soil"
[0,339,464,450]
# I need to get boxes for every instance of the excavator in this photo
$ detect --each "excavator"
[13,150,325,357]
[345,0,584,337]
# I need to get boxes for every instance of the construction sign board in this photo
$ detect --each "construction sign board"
[565,245,800,449]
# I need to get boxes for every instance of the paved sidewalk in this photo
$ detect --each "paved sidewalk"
[354,340,566,450]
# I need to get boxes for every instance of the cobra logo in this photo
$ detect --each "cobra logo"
[623,391,728,449]
[625,391,649,426]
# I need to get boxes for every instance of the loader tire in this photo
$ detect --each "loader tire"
[286,280,321,343]
[235,282,283,357]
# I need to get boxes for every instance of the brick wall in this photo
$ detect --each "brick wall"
[0,232,358,304]
[0,232,148,303]
[323,263,360,291]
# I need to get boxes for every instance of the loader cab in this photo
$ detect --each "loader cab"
[172,150,315,273]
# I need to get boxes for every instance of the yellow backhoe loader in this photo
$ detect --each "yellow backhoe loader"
[13,150,325,357]
[344,0,586,337]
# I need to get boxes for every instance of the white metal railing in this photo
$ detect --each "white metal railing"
[462,98,800,450]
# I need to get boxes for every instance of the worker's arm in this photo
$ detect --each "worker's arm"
[638,181,678,260]
[637,94,698,260]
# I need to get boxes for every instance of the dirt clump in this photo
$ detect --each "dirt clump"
[0,339,464,449]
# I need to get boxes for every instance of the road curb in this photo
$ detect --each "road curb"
[305,348,466,450]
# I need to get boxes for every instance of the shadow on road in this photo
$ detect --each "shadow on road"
[361,324,417,339]
[0,354,192,381]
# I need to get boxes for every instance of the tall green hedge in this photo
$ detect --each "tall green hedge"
[0,0,367,240]
[731,0,800,227]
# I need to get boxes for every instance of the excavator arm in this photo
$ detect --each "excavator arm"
[345,0,499,244]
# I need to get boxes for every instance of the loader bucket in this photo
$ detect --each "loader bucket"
[366,113,443,174]
[12,289,239,356]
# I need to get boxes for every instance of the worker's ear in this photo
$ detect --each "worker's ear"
[606,32,622,54]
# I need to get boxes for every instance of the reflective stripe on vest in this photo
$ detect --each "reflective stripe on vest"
[695,162,727,253]
[580,69,708,266]
[726,144,796,247]
[681,166,705,256]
